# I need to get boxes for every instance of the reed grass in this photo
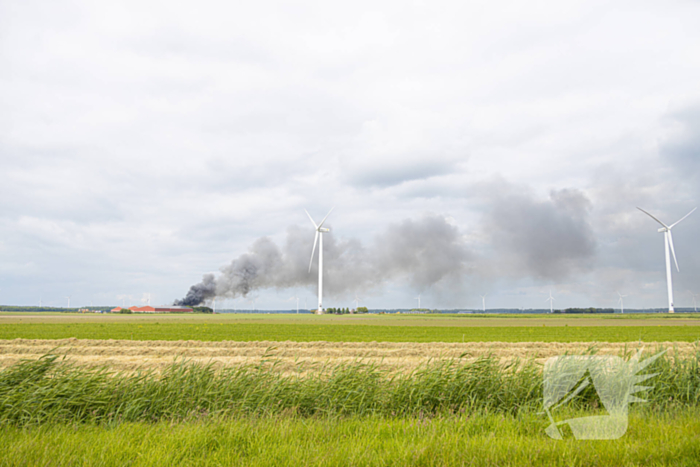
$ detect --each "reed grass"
[1,349,698,426]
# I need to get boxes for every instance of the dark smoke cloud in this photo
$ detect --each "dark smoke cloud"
[176,187,599,306]
[174,273,216,306]
[175,214,473,306]
[484,186,597,279]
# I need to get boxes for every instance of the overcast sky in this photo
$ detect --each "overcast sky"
[2,0,700,310]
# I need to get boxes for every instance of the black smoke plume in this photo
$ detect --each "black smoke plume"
[175,214,473,306]
[173,273,216,306]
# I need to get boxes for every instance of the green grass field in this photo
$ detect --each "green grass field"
[2,312,699,466]
[3,411,699,466]
[1,312,700,342]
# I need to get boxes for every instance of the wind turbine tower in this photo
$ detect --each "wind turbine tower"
[480,294,487,312]
[545,291,555,313]
[65,296,71,309]
[617,292,627,314]
[415,295,421,309]
[288,295,299,314]
[638,207,696,313]
[306,208,334,314]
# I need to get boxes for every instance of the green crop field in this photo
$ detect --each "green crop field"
[2,312,700,342]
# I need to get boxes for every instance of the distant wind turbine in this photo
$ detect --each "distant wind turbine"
[306,208,334,314]
[65,296,71,309]
[480,294,487,312]
[354,292,362,310]
[415,294,421,309]
[638,207,696,313]
[545,291,555,313]
[617,292,627,314]
[288,295,299,314]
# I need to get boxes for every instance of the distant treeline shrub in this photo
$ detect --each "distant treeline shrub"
[192,306,213,314]
[1,349,698,426]
[326,307,351,315]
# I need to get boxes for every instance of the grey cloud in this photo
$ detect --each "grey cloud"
[345,158,460,188]
[484,185,596,280]
[663,104,700,183]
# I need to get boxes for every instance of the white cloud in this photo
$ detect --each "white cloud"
[1,0,700,309]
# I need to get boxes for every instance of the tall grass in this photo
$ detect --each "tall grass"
[1,349,699,426]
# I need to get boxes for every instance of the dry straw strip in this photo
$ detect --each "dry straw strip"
[1,338,696,374]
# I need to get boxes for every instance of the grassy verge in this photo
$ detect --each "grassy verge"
[1,322,700,342]
[2,411,699,466]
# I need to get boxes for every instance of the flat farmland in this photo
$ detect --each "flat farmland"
[1,312,700,344]
[2,312,700,466]
[2,312,699,372]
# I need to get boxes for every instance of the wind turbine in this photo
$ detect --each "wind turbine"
[306,207,334,314]
[415,295,421,309]
[480,294,487,312]
[141,293,151,306]
[354,292,362,310]
[545,291,554,313]
[288,295,300,314]
[65,296,71,309]
[638,207,696,313]
[617,292,627,314]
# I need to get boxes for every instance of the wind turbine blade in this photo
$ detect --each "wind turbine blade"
[308,232,319,273]
[669,207,697,229]
[668,231,680,272]
[637,207,669,229]
[304,210,318,229]
[317,207,335,229]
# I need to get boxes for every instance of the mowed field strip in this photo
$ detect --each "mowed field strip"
[1,337,697,372]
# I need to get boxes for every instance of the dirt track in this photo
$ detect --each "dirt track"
[1,339,696,373]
